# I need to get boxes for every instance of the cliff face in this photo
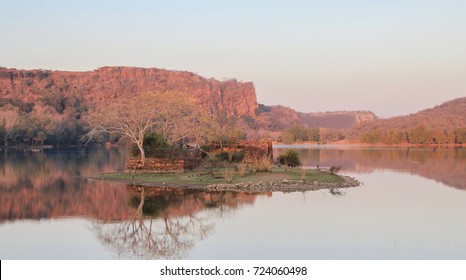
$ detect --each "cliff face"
[0,66,378,141]
[0,66,258,117]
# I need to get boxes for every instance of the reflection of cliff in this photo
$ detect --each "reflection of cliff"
[0,180,133,221]
[0,149,267,223]
[0,149,131,222]
[275,147,466,190]
[0,149,127,190]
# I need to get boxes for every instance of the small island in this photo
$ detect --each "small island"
[86,138,360,193]
[88,168,360,193]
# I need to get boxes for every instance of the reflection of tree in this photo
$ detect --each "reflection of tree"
[196,191,253,219]
[93,187,215,259]
[93,186,266,259]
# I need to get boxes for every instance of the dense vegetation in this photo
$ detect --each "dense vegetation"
[281,125,320,143]
[3,94,466,147]
[0,92,246,150]
[0,96,89,147]
[356,126,466,145]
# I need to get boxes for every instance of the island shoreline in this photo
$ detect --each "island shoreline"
[84,173,361,193]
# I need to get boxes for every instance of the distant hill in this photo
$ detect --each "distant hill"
[298,110,377,129]
[247,104,377,139]
[357,97,466,130]
[258,105,376,130]
[349,97,466,144]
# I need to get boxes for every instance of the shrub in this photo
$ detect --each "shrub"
[253,156,272,172]
[231,151,244,162]
[300,167,306,180]
[237,163,248,177]
[214,150,244,162]
[201,145,212,152]
[130,132,173,158]
[277,150,302,167]
[222,168,235,183]
[329,166,342,174]
[215,151,230,162]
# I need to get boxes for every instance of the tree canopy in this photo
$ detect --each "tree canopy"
[84,91,208,165]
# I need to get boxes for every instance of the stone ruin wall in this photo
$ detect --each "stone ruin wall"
[235,140,273,163]
[126,140,272,172]
[126,158,201,173]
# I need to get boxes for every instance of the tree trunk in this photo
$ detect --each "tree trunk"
[137,142,146,167]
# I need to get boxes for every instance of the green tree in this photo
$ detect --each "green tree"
[130,132,172,158]
[277,150,302,167]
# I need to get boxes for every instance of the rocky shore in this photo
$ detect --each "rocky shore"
[187,175,360,193]
[86,174,361,193]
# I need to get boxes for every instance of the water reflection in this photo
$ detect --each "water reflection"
[0,150,269,258]
[92,187,212,259]
[2,147,466,259]
[0,149,131,222]
[92,186,266,259]
[275,146,466,190]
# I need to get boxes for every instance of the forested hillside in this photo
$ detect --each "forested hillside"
[350,97,466,144]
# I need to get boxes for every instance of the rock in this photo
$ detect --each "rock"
[0,66,258,118]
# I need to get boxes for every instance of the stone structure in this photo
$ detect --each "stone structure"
[236,140,273,163]
[127,140,272,172]
[127,158,201,173]
[209,140,273,163]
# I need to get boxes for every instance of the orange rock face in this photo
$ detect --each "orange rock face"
[0,66,378,138]
[0,66,258,117]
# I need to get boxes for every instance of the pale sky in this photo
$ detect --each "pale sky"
[1,0,465,117]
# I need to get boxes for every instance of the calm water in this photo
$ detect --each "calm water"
[1,145,466,259]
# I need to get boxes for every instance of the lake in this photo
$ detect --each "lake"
[1,145,466,259]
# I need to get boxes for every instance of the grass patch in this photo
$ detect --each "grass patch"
[95,167,344,187]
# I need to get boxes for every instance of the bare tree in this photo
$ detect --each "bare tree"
[152,91,208,145]
[204,113,245,149]
[84,91,207,166]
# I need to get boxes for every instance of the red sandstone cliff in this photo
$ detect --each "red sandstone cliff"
[0,66,377,139]
[0,66,258,117]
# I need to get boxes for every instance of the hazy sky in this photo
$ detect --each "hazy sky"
[1,0,465,117]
